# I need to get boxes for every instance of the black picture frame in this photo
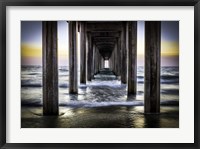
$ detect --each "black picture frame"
[0,0,199,148]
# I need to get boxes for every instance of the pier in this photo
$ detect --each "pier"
[42,21,161,115]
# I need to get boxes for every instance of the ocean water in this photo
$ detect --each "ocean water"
[21,66,179,107]
[21,66,179,128]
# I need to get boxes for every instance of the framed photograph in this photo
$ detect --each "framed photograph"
[1,0,199,148]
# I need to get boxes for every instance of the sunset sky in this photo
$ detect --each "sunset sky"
[21,21,179,66]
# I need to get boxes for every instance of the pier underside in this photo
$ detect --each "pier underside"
[42,21,162,115]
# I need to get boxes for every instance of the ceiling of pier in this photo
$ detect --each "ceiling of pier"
[86,21,122,60]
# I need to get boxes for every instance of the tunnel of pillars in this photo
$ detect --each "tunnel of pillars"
[42,21,161,115]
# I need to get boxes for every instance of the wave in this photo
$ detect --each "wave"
[21,84,42,87]
[161,75,179,80]
[21,81,179,88]
[59,84,68,88]
[161,89,179,95]
[21,84,69,88]
[28,73,41,75]
[137,76,144,79]
[59,68,68,72]
[161,80,179,84]
[137,75,178,79]
[21,100,179,107]
[60,101,144,108]
[137,80,179,84]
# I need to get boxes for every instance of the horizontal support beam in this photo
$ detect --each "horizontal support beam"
[86,22,122,31]
[91,31,120,37]
[96,44,115,50]
[93,38,117,43]
[95,42,115,45]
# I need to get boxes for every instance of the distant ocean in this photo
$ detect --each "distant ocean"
[21,66,179,107]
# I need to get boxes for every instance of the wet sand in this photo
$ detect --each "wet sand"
[21,105,179,128]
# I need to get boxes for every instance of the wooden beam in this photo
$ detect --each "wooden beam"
[121,22,128,84]
[117,37,121,77]
[87,33,92,81]
[69,21,78,94]
[144,21,161,113]
[80,22,86,84]
[91,31,120,37]
[86,22,122,32]
[128,21,137,95]
[42,21,58,115]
